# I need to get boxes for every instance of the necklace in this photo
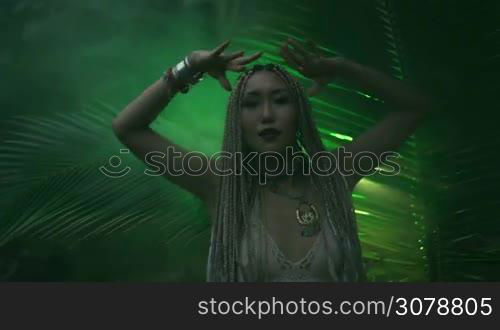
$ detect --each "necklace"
[266,175,321,237]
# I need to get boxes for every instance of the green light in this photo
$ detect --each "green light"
[355,91,384,102]
[330,132,353,141]
[352,193,366,200]
[317,127,353,141]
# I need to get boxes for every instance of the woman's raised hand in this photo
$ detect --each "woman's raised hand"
[279,38,343,96]
[188,40,262,91]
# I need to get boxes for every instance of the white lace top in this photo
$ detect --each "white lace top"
[237,194,343,282]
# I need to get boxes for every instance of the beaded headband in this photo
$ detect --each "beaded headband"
[238,63,284,80]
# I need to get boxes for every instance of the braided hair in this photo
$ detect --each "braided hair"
[206,63,366,282]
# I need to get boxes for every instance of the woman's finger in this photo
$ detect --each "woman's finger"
[233,51,263,65]
[287,38,311,59]
[226,63,246,72]
[282,42,305,65]
[211,39,231,56]
[223,50,245,61]
[306,39,321,57]
[217,72,232,91]
[281,51,303,72]
[280,44,304,71]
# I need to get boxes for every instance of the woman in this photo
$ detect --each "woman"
[112,39,431,282]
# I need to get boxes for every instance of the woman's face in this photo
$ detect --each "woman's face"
[240,71,298,154]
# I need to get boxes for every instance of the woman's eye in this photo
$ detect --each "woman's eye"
[275,97,289,104]
[242,101,258,108]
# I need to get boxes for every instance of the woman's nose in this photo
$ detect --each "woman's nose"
[261,101,275,123]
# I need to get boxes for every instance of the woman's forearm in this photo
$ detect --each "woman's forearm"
[330,57,432,114]
[112,76,178,135]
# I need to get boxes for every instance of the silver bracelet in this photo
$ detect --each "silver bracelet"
[172,56,204,86]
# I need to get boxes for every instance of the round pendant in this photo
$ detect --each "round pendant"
[295,202,319,226]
